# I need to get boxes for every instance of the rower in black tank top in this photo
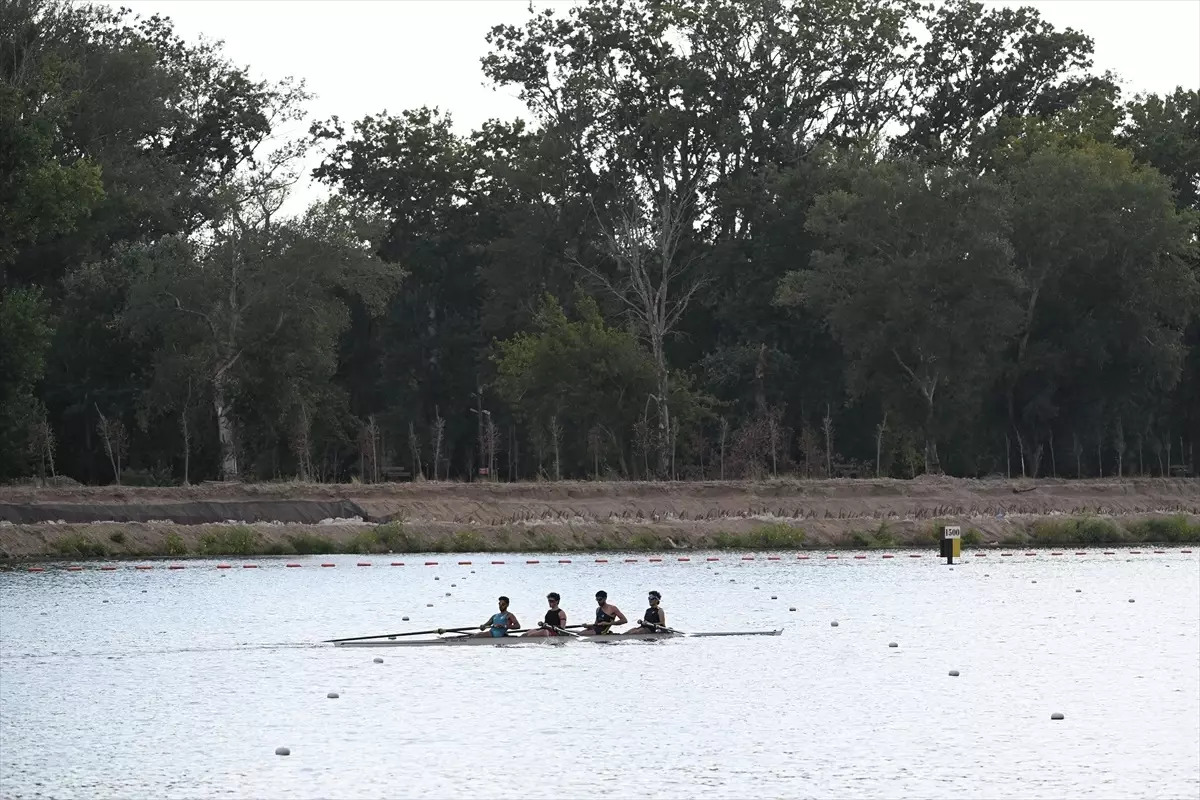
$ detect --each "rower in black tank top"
[643,604,663,627]
[595,605,615,631]
[544,607,563,634]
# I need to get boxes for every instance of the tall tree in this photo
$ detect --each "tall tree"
[778,154,1020,473]
[1000,142,1198,475]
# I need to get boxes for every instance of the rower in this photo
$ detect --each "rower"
[475,596,520,637]
[523,592,567,637]
[625,590,667,634]
[581,590,627,635]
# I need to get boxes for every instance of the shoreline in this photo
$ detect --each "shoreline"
[2,513,1196,562]
[2,477,1196,560]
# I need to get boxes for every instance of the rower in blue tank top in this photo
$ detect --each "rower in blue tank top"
[474,596,520,637]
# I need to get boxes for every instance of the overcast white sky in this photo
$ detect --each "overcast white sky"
[102,0,1200,208]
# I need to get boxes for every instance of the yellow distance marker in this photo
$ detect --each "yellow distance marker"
[939,524,961,564]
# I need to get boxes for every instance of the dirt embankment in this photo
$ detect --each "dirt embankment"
[1,477,1197,559]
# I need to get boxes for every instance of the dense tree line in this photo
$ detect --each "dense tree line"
[2,0,1197,485]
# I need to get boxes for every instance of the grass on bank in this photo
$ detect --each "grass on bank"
[33,514,1200,560]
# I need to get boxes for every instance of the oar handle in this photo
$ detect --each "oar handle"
[638,619,681,634]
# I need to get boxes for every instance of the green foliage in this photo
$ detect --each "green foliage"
[287,533,336,555]
[493,293,658,477]
[0,0,1196,486]
[447,529,487,552]
[1125,516,1200,544]
[627,529,667,551]
[714,524,806,549]
[961,528,984,547]
[198,526,259,556]
[108,531,126,545]
[50,534,107,558]
[849,523,897,549]
[0,287,54,478]
[1030,517,1122,545]
[779,155,1021,473]
[164,532,188,556]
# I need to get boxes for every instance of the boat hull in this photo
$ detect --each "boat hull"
[333,629,783,647]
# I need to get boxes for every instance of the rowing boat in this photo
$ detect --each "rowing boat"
[333,629,783,647]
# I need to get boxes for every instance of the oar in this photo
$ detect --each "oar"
[639,619,683,635]
[544,623,583,638]
[324,625,478,643]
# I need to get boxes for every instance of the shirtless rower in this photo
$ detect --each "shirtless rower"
[581,590,627,635]
[474,596,520,638]
[625,590,667,634]
[523,592,567,637]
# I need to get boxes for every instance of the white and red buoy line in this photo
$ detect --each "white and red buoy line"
[7,547,1196,572]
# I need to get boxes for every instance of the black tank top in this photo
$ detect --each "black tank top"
[595,606,614,631]
[644,606,662,626]
[544,608,562,633]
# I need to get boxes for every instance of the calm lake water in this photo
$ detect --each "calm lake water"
[2,549,1198,799]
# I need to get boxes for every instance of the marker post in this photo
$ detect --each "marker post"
[939,524,961,565]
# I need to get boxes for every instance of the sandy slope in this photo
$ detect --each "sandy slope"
[0,477,1196,559]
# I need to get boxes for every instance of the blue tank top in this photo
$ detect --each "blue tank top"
[489,612,509,637]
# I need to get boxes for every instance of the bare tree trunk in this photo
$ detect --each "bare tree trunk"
[1114,419,1125,478]
[1005,432,1011,479]
[875,412,888,478]
[95,404,120,485]
[1048,432,1056,479]
[1072,431,1083,477]
[823,404,834,478]
[475,385,484,480]
[431,408,445,481]
[212,368,238,480]
[1164,430,1172,478]
[508,424,516,482]
[408,421,422,479]
[671,417,680,480]
[1015,428,1027,478]
[180,410,190,485]
[719,417,728,480]
[486,416,497,481]
[768,411,779,478]
[549,414,562,481]
[577,174,705,480]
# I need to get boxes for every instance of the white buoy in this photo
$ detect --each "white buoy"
[373,657,383,664]
[327,692,339,699]
[276,747,290,756]
[949,670,959,676]
[1051,712,1064,720]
